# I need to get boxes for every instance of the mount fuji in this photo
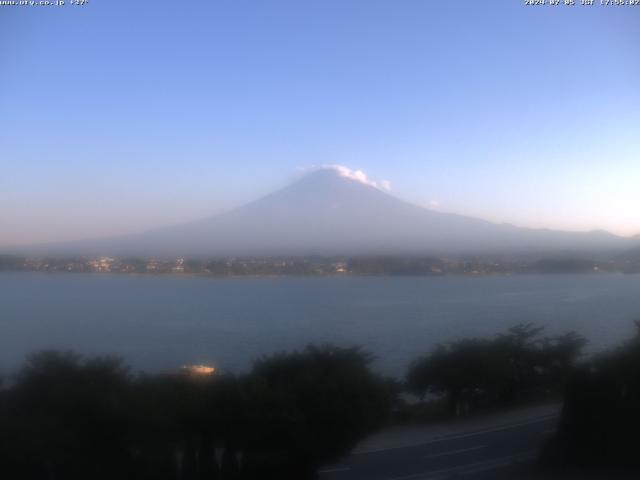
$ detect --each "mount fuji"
[9,168,636,257]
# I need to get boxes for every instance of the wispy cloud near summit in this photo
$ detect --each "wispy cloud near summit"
[306,165,392,191]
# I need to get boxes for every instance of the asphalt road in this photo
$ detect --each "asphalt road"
[318,411,558,480]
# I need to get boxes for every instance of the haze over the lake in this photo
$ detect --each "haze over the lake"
[2,1,639,247]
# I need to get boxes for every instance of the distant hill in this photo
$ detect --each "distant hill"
[7,169,638,258]
[617,245,640,260]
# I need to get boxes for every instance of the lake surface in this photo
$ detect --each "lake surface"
[1,273,640,377]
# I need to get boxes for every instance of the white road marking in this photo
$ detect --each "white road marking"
[318,466,351,474]
[355,414,557,455]
[423,444,487,459]
[385,451,537,480]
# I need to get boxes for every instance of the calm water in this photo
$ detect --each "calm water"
[1,272,640,377]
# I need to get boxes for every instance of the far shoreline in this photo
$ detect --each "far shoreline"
[0,269,636,280]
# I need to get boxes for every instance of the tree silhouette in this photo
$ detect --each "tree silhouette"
[407,324,586,416]
[548,321,640,474]
[0,345,394,479]
[241,345,394,479]
[4,351,134,479]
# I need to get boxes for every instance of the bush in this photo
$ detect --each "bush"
[406,324,586,416]
[0,345,394,480]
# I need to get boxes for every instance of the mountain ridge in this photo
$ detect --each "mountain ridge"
[4,169,636,258]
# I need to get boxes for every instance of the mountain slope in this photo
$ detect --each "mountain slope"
[9,169,636,257]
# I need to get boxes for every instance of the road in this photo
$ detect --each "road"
[319,405,559,480]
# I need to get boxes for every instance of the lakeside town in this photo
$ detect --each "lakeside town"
[1,254,639,276]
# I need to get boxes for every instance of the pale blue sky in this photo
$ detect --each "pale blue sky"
[1,0,639,246]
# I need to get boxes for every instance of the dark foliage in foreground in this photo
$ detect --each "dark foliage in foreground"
[544,321,640,474]
[406,324,587,416]
[0,345,394,480]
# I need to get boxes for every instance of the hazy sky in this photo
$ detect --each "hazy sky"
[1,0,639,246]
